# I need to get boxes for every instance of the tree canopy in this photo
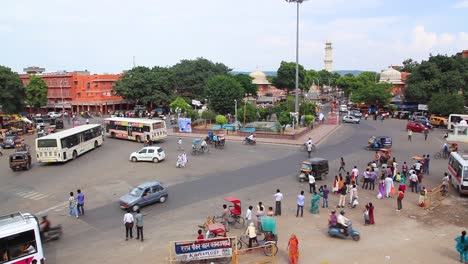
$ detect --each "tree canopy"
[206,75,244,115]
[113,66,174,105]
[273,61,306,94]
[428,93,464,116]
[405,54,468,104]
[232,74,257,96]
[0,66,25,113]
[170,96,192,113]
[25,75,49,108]
[171,58,231,99]
[351,82,393,105]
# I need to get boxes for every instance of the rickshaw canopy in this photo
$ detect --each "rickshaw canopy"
[192,138,202,144]
[224,196,241,204]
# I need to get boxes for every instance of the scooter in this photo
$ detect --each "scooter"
[42,225,63,243]
[242,138,256,145]
[328,221,360,241]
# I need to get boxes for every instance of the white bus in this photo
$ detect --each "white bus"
[104,117,167,142]
[0,212,45,264]
[448,152,468,196]
[447,114,468,130]
[35,124,104,163]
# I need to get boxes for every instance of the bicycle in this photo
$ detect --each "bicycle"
[236,235,278,256]
[299,143,316,152]
[434,150,448,160]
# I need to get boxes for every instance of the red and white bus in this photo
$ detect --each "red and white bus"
[0,212,45,263]
[448,152,468,196]
[104,117,167,143]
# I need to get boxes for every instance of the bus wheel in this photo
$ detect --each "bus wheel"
[136,136,141,143]
[72,151,77,160]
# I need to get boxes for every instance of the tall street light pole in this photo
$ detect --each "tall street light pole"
[286,0,305,126]
[234,99,237,124]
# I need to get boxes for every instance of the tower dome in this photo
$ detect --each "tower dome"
[379,67,403,84]
[249,70,270,85]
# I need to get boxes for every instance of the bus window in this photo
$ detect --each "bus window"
[153,123,164,129]
[143,126,150,132]
[0,230,37,262]
[464,167,468,181]
[37,139,57,148]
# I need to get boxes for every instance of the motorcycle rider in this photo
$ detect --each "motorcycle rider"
[246,133,255,144]
[336,210,350,236]
[40,215,50,236]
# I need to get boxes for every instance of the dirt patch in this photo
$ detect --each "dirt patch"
[415,196,468,227]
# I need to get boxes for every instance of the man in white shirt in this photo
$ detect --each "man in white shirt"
[336,210,350,236]
[245,206,253,225]
[414,161,422,174]
[296,191,305,217]
[351,166,359,183]
[123,209,134,240]
[308,173,316,193]
[274,189,283,216]
[409,172,419,193]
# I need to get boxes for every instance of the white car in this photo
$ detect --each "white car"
[342,115,360,124]
[47,112,62,118]
[130,146,166,163]
[339,105,348,112]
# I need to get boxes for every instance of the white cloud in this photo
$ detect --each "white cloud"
[452,0,468,8]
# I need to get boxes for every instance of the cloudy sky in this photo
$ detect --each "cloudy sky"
[1,0,467,74]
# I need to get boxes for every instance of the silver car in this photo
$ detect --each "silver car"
[119,181,168,211]
[342,115,360,124]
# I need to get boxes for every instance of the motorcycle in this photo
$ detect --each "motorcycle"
[170,117,177,125]
[42,225,63,243]
[328,221,360,241]
[242,137,256,145]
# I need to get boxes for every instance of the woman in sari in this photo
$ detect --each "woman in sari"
[368,202,375,224]
[287,234,299,264]
[455,230,468,263]
[310,191,320,214]
[378,175,385,199]
[418,187,427,207]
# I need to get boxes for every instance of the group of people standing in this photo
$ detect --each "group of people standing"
[68,190,85,218]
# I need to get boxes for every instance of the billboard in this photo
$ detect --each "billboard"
[174,237,232,261]
[178,118,192,133]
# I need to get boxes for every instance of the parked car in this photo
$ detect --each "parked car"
[47,112,62,119]
[119,181,168,211]
[406,121,428,132]
[429,116,448,127]
[351,110,362,117]
[398,111,411,119]
[34,117,45,129]
[342,115,360,124]
[339,105,348,112]
[1,136,23,149]
[130,146,166,163]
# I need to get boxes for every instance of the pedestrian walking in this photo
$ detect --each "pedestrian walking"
[245,223,258,248]
[177,137,183,151]
[338,157,346,173]
[308,173,316,193]
[362,169,371,189]
[333,176,339,195]
[310,191,320,214]
[274,189,283,216]
[455,231,468,263]
[256,207,265,231]
[407,129,413,141]
[322,185,329,208]
[296,191,305,217]
[349,184,358,207]
[123,209,134,240]
[287,234,300,264]
[306,142,313,158]
[368,202,375,224]
[135,209,144,241]
[85,118,89,125]
[76,189,85,216]
[396,186,405,211]
[337,183,347,208]
[409,171,418,192]
[245,206,253,225]
[68,192,79,218]
[425,154,430,175]
[221,204,230,231]
[384,175,394,198]
[423,129,429,140]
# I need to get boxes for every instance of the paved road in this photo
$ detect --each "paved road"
[0,116,454,263]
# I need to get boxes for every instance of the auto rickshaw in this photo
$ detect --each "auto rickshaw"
[366,136,392,150]
[55,119,64,129]
[298,157,329,182]
[9,151,32,171]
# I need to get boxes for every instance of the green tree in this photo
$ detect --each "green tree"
[405,54,468,104]
[0,66,25,113]
[186,109,199,120]
[300,101,316,116]
[304,115,314,126]
[317,70,338,87]
[428,93,464,116]
[215,115,228,125]
[206,75,244,115]
[303,69,320,90]
[351,82,393,106]
[171,58,231,99]
[113,66,174,105]
[201,110,216,121]
[273,61,306,95]
[336,75,363,97]
[233,74,257,96]
[401,58,419,73]
[277,111,292,132]
[238,103,258,124]
[25,75,48,108]
[357,71,379,85]
[170,97,192,113]
[258,107,273,121]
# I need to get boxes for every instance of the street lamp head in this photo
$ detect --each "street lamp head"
[285,0,306,3]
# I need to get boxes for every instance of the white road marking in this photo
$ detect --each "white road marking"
[36,201,68,215]
[10,188,50,201]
